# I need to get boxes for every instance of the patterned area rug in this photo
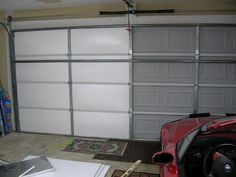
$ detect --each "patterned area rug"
[93,140,160,164]
[112,170,159,177]
[63,139,127,156]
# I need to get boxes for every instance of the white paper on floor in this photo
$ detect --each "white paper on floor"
[24,155,110,177]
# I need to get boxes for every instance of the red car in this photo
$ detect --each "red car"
[152,113,236,177]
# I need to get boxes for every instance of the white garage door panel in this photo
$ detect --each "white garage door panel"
[19,108,70,134]
[73,84,129,111]
[15,30,68,56]
[72,63,129,83]
[71,28,129,54]
[18,83,69,109]
[74,111,129,139]
[16,63,68,82]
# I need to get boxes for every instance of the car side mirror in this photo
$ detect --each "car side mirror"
[152,151,174,164]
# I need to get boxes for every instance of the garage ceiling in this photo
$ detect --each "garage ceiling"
[0,0,236,11]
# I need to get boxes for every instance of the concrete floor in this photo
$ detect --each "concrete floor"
[0,132,159,177]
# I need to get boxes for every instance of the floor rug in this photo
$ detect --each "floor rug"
[63,138,127,156]
[112,170,159,177]
[93,140,160,164]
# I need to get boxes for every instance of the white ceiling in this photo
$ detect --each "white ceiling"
[0,0,235,11]
[0,0,152,11]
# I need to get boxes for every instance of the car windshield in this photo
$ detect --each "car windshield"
[177,116,236,162]
[177,128,200,162]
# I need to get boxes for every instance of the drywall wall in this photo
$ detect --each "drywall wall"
[12,3,125,20]
[9,1,236,21]
[0,11,15,130]
[0,11,8,91]
[137,1,236,14]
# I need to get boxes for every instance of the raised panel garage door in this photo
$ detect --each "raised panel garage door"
[132,27,196,139]
[199,27,236,114]
[13,25,236,140]
[132,26,236,140]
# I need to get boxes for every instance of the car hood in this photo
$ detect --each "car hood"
[204,117,236,132]
[162,116,236,148]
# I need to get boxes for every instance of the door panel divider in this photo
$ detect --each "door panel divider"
[14,59,236,63]
[133,111,190,116]
[72,82,129,85]
[199,84,236,87]
[133,53,195,57]
[73,109,129,114]
[17,81,69,84]
[193,26,200,113]
[129,26,133,139]
[68,29,74,136]
[133,83,194,87]
[19,107,69,111]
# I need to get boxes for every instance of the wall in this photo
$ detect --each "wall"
[137,1,236,14]
[0,11,15,130]
[10,1,236,21]
[0,11,9,91]
[12,3,125,20]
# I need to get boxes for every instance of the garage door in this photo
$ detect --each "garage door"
[15,30,71,135]
[14,27,130,138]
[13,25,236,140]
[70,28,129,138]
[199,27,236,114]
[132,27,196,139]
[132,26,236,139]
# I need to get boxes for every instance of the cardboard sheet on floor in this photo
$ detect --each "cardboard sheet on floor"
[24,156,110,177]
